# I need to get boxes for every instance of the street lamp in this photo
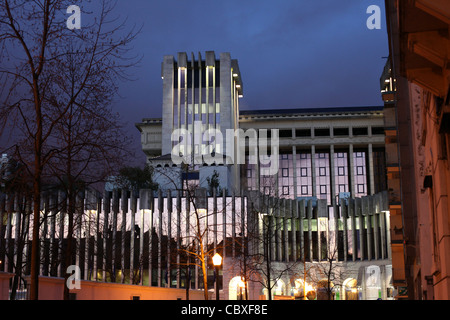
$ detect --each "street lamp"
[212,253,222,300]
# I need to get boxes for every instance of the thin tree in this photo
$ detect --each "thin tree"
[0,0,140,299]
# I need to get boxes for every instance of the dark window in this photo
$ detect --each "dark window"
[279,130,292,138]
[352,127,368,136]
[296,129,311,137]
[334,128,349,136]
[371,127,385,135]
[282,186,289,195]
[315,128,330,137]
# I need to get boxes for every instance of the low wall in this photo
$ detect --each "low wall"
[0,272,14,300]
[23,276,210,300]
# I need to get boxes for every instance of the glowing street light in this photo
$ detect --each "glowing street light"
[212,253,222,300]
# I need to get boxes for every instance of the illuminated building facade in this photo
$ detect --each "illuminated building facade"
[384,0,450,300]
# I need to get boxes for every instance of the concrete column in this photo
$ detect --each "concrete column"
[368,144,375,195]
[311,146,316,197]
[364,197,373,261]
[130,191,136,285]
[49,193,57,277]
[4,194,12,273]
[232,192,236,258]
[112,191,120,282]
[222,190,227,260]
[291,199,297,262]
[293,146,298,198]
[176,191,181,288]
[299,200,305,262]
[158,190,163,287]
[349,199,357,262]
[307,199,313,261]
[102,191,110,282]
[372,197,380,260]
[356,198,364,261]
[283,200,289,262]
[167,190,172,288]
[340,198,348,262]
[120,189,128,283]
[349,144,355,198]
[380,209,387,260]
[161,55,175,155]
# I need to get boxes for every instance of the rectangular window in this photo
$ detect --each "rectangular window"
[338,167,345,176]
[281,154,288,160]
[301,186,308,195]
[358,184,365,193]
[319,167,326,176]
[339,184,346,193]
[300,153,308,159]
[320,185,327,194]
[247,169,252,178]
[357,166,364,175]
[301,168,308,177]
[282,168,289,177]
[282,186,289,195]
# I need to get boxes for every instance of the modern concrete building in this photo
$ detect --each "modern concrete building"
[133,51,394,300]
[384,0,450,300]
[0,51,395,300]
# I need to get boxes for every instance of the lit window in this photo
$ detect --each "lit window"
[301,168,308,177]
[357,184,365,193]
[282,186,289,195]
[338,167,345,176]
[319,167,326,176]
[282,168,289,177]
[320,185,327,194]
[301,186,308,195]
[357,166,364,175]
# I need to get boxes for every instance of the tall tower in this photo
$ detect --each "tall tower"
[161,52,243,157]
[147,51,244,193]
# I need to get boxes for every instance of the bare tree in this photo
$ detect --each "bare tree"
[307,230,347,300]
[244,187,301,300]
[0,0,140,299]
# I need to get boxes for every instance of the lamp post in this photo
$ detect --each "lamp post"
[212,253,222,300]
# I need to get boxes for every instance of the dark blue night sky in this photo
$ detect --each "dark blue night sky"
[105,0,388,164]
